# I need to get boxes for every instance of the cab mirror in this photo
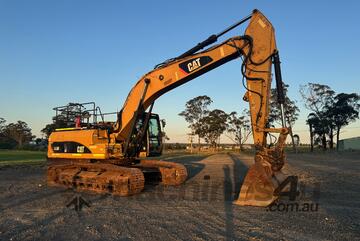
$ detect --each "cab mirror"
[161,119,166,128]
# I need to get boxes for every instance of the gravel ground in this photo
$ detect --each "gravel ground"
[0,151,359,241]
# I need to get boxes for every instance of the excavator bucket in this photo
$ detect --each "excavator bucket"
[234,161,287,207]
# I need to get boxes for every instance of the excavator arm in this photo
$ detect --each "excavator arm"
[115,9,290,206]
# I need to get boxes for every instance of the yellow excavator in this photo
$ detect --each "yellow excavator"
[47,9,291,206]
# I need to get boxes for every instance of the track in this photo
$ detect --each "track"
[48,163,145,196]
[47,159,188,196]
[137,159,188,185]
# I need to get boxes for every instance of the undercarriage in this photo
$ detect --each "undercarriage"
[47,159,188,196]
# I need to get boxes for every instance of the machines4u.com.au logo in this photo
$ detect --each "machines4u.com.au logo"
[267,176,320,212]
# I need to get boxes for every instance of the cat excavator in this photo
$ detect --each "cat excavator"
[47,9,291,207]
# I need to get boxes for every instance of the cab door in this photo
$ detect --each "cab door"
[147,114,163,156]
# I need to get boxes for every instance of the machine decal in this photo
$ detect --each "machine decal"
[258,18,266,28]
[179,56,213,74]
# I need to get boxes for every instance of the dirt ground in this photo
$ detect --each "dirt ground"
[0,151,359,241]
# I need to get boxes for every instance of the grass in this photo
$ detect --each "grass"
[0,150,46,166]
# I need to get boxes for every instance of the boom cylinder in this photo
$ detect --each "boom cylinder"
[177,12,253,59]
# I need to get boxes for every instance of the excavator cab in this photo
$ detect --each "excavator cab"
[139,113,163,157]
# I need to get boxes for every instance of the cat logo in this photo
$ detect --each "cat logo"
[179,56,213,74]
[187,58,201,72]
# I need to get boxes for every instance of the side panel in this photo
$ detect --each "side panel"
[47,129,109,159]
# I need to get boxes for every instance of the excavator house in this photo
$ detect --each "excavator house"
[47,9,293,207]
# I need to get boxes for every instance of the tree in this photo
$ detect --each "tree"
[300,83,335,114]
[0,117,6,132]
[327,93,360,150]
[0,118,17,149]
[198,109,228,149]
[226,110,251,151]
[35,138,43,145]
[3,121,34,148]
[306,113,318,152]
[269,84,299,151]
[41,123,56,138]
[306,112,330,151]
[179,96,213,151]
[300,83,335,150]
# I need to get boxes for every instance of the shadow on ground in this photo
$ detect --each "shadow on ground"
[162,153,208,180]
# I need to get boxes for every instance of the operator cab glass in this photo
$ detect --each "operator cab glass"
[146,114,163,156]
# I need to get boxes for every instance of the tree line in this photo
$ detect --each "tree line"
[0,82,358,152]
[300,83,359,150]
[179,95,253,151]
[0,118,39,149]
[178,92,291,151]
[179,83,359,151]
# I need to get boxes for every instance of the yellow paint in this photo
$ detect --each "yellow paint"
[71,154,82,156]
[93,154,105,157]
[55,127,78,131]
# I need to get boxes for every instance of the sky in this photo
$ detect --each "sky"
[0,0,359,144]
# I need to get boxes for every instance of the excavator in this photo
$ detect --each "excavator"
[47,9,292,207]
